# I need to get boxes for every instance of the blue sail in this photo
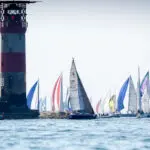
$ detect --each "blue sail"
[27,80,39,109]
[117,77,130,112]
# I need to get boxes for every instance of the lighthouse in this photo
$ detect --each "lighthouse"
[0,1,39,118]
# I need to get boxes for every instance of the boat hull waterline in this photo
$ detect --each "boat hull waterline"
[68,113,97,119]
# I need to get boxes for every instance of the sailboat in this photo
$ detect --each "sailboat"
[51,73,64,113]
[27,80,39,110]
[117,75,137,117]
[97,94,119,118]
[39,97,47,112]
[97,91,115,118]
[68,58,97,119]
[109,95,116,113]
[137,70,150,118]
[141,88,150,115]
[64,87,72,113]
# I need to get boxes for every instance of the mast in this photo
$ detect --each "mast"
[137,66,141,112]
[37,78,40,111]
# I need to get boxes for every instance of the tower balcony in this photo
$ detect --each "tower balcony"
[0,21,27,33]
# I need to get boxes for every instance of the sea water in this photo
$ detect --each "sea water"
[0,118,150,150]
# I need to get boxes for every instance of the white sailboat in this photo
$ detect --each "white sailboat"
[68,58,96,119]
[141,88,150,114]
[138,70,150,117]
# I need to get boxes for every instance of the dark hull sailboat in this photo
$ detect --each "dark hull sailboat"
[69,113,97,119]
[68,59,96,119]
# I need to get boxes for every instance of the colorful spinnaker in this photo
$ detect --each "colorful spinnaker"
[109,95,116,113]
[27,80,39,110]
[51,74,64,112]
[117,76,137,114]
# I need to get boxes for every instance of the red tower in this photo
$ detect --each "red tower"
[0,1,39,118]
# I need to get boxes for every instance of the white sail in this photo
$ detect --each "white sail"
[69,59,94,114]
[128,76,137,113]
[137,66,141,111]
[103,95,111,114]
[101,91,111,114]
[69,59,84,111]
[141,88,150,113]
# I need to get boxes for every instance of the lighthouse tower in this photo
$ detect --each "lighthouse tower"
[0,1,38,118]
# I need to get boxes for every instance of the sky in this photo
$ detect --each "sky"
[26,0,150,108]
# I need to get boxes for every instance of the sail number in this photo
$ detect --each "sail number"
[7,10,23,15]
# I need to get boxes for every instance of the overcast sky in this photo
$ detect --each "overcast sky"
[26,0,150,108]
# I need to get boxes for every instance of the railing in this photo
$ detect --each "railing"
[0,21,28,28]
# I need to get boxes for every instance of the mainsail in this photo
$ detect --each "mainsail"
[27,80,39,110]
[51,74,64,112]
[117,76,137,113]
[69,59,94,114]
[128,77,137,113]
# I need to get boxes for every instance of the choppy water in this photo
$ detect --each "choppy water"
[0,118,150,150]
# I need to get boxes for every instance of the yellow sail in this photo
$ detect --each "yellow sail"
[109,95,116,113]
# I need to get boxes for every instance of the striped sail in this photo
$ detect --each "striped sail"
[117,76,137,113]
[51,74,64,112]
[27,80,39,110]
[69,59,94,114]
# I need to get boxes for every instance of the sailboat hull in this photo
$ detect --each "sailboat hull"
[98,114,120,118]
[136,113,150,118]
[119,114,136,117]
[68,113,97,119]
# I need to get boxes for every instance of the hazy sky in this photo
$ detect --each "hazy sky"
[26,0,150,107]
